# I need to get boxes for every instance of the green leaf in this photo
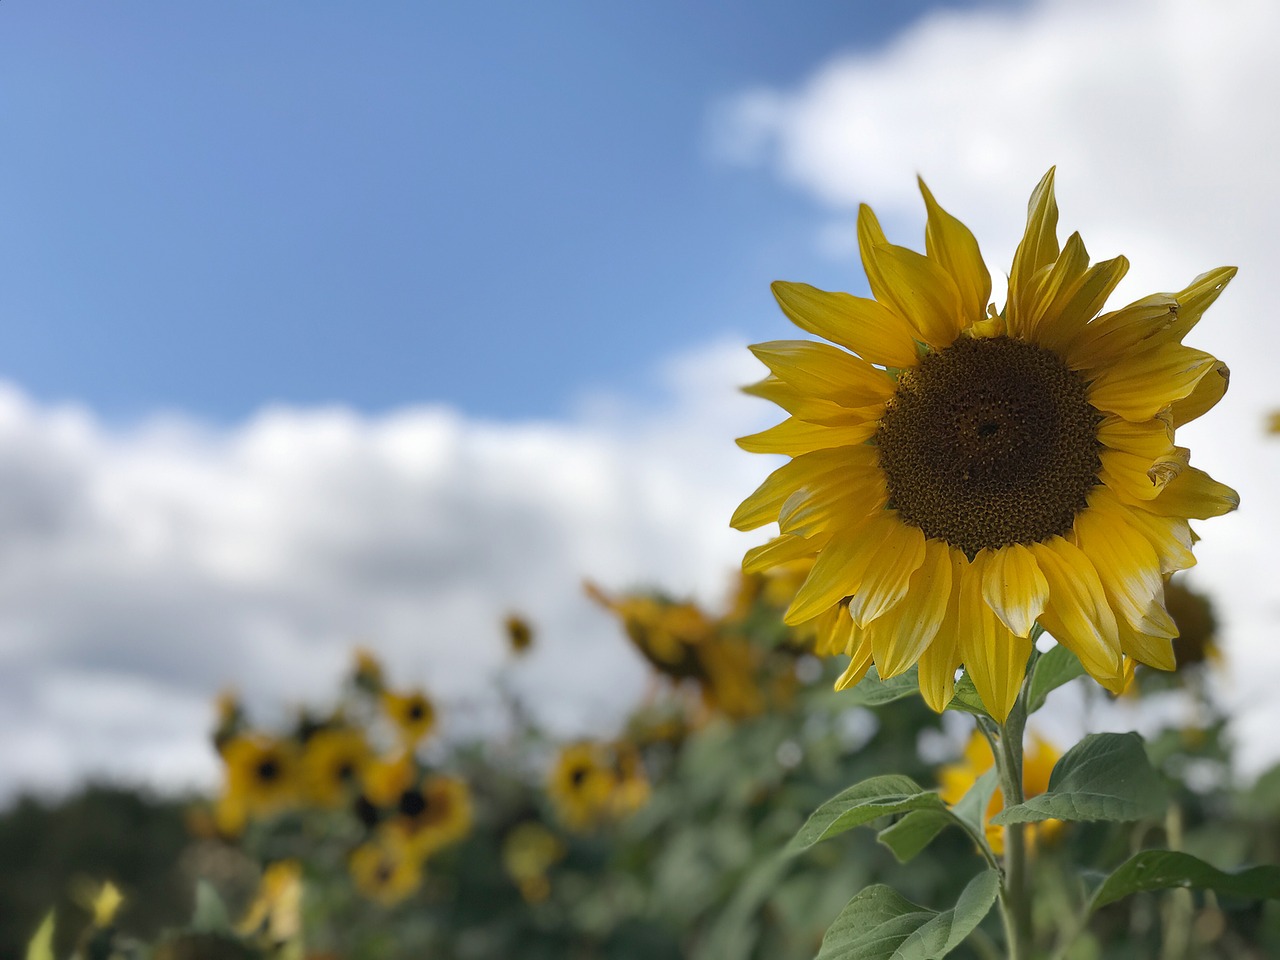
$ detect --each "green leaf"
[25,912,55,960]
[992,732,1166,825]
[878,810,950,863]
[845,666,921,707]
[192,879,232,933]
[1091,850,1280,910]
[815,871,1000,959]
[790,775,945,853]
[951,769,999,837]
[1027,644,1086,713]
[944,672,989,718]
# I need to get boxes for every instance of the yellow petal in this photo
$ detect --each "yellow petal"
[835,627,874,691]
[957,552,1032,724]
[919,178,991,327]
[1097,418,1185,501]
[868,537,952,676]
[1063,295,1179,372]
[846,516,927,628]
[736,416,880,456]
[1073,490,1177,638]
[750,340,895,407]
[1170,361,1229,428]
[1166,266,1237,342]
[1028,537,1123,684]
[1117,618,1177,672]
[980,543,1049,638]
[1119,509,1195,576]
[1015,231,1090,341]
[742,535,817,575]
[916,548,967,712]
[858,205,961,348]
[777,471,887,538]
[770,281,921,368]
[785,515,897,625]
[1087,341,1218,421]
[1139,466,1239,520]
[807,601,856,657]
[1034,254,1129,355]
[1006,168,1060,336]
[731,446,874,531]
[743,376,886,427]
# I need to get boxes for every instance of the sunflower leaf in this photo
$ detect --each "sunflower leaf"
[945,672,990,718]
[191,879,232,933]
[815,870,1000,959]
[1027,643,1086,713]
[789,775,945,853]
[1091,850,1280,910]
[992,732,1166,824]
[877,810,951,863]
[845,666,922,707]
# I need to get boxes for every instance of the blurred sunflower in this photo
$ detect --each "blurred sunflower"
[350,646,384,694]
[502,821,565,903]
[585,582,715,678]
[216,734,300,834]
[388,774,473,858]
[349,836,422,907]
[504,614,534,655]
[301,727,372,808]
[939,729,1062,854]
[548,742,616,831]
[381,688,436,745]
[360,750,416,809]
[1164,578,1220,669]
[610,743,651,818]
[733,170,1237,721]
[237,860,303,942]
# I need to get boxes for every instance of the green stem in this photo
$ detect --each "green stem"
[988,678,1032,960]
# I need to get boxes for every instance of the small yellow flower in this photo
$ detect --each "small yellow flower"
[387,774,473,858]
[237,860,303,941]
[548,742,616,831]
[939,729,1062,855]
[301,727,371,808]
[381,688,437,746]
[504,614,534,655]
[734,171,1238,721]
[502,822,564,903]
[361,751,416,809]
[349,837,422,907]
[216,734,299,834]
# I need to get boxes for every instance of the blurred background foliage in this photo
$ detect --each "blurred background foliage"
[3,573,1279,960]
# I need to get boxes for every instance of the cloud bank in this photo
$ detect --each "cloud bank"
[713,0,1280,775]
[0,342,776,800]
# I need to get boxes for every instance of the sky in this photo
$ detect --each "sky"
[2,0,1280,801]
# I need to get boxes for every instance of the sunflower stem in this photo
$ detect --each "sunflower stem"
[993,679,1032,960]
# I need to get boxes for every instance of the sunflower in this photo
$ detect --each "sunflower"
[387,774,473,858]
[381,688,437,745]
[349,836,423,907]
[300,727,372,809]
[733,170,1238,721]
[215,734,300,834]
[548,741,616,831]
[1164,578,1220,670]
[939,730,1062,855]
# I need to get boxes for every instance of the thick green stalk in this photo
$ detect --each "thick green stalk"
[985,674,1033,960]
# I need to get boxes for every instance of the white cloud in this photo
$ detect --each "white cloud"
[714,0,1280,776]
[0,341,779,801]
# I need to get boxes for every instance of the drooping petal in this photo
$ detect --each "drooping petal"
[835,626,875,691]
[1063,294,1179,371]
[1166,266,1237,342]
[807,601,855,657]
[1117,618,1177,672]
[1087,341,1218,421]
[919,177,991,328]
[957,552,1032,723]
[916,548,967,712]
[1073,490,1177,638]
[750,341,896,407]
[980,543,1049,638]
[1170,361,1229,428]
[1028,537,1123,684]
[731,446,876,531]
[770,281,921,368]
[1118,508,1197,576]
[1097,416,1185,502]
[845,516,928,628]
[785,514,899,625]
[1139,466,1240,520]
[868,537,952,676]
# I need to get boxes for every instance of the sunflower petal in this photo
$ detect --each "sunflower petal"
[742,535,817,575]
[731,446,874,531]
[737,417,879,455]
[919,178,991,328]
[750,341,895,407]
[770,281,921,368]
[743,377,886,427]
[1139,466,1239,520]
[1017,231,1090,341]
[846,516,928,628]
[1007,168,1060,335]
[858,205,962,348]
[1170,361,1229,428]
[916,548,967,712]
[980,543,1049,638]
[1035,254,1129,355]
[785,514,898,625]
[1117,619,1177,672]
[1064,295,1179,371]
[957,552,1031,723]
[1087,342,1218,421]
[1167,266,1237,342]
[868,538,952,676]
[1120,509,1196,575]
[1029,537,1122,684]
[835,627,875,691]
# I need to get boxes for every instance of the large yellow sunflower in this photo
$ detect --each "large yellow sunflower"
[733,170,1238,722]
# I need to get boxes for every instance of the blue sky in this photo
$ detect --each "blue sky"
[0,0,1009,422]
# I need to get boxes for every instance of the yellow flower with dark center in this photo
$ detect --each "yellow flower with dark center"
[349,836,422,907]
[1164,578,1220,669]
[388,774,473,858]
[504,614,534,655]
[733,170,1238,721]
[548,742,616,831]
[301,727,372,808]
[216,734,299,833]
[502,821,565,903]
[361,750,415,809]
[585,582,715,678]
[382,688,436,745]
[610,743,651,817]
[939,730,1061,855]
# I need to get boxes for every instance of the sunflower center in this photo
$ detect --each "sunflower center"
[876,335,1100,557]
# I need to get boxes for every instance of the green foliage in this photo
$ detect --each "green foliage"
[788,776,946,853]
[23,914,53,960]
[1026,644,1086,713]
[992,733,1167,825]
[1090,851,1280,910]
